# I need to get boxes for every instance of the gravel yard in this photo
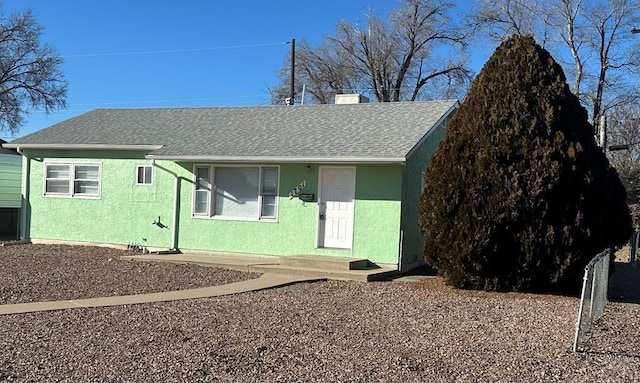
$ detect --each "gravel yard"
[1,244,639,382]
[0,244,258,305]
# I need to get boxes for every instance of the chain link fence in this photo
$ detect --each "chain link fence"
[630,230,638,265]
[573,249,610,352]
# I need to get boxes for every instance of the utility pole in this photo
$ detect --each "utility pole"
[289,38,295,105]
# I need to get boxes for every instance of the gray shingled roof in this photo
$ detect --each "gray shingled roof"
[6,100,458,162]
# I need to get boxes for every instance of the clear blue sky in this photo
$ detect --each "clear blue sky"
[1,0,487,141]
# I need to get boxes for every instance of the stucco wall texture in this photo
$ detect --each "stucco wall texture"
[25,151,405,265]
[401,122,449,267]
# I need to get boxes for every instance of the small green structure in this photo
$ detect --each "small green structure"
[0,139,22,239]
[3,97,457,270]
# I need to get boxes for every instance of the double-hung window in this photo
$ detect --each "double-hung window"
[136,165,153,185]
[260,167,278,218]
[44,162,101,198]
[193,165,278,220]
[194,167,211,215]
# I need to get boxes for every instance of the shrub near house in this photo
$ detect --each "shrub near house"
[419,35,631,292]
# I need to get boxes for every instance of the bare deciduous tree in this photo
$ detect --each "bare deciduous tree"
[607,105,640,204]
[0,8,67,135]
[471,0,549,41]
[469,0,640,138]
[270,0,472,104]
[586,0,640,134]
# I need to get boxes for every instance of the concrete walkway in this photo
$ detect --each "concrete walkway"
[121,252,399,281]
[0,251,396,316]
[0,273,324,315]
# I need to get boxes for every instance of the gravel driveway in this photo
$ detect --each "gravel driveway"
[1,244,639,382]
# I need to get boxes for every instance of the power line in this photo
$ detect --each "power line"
[60,42,287,58]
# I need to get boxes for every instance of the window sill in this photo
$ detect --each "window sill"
[191,215,278,223]
[44,193,101,199]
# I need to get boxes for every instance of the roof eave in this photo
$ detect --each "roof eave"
[146,155,406,165]
[3,143,163,151]
[405,101,459,160]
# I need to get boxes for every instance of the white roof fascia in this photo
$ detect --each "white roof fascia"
[3,143,163,151]
[146,155,406,165]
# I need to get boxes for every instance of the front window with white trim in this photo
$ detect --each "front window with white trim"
[44,162,101,198]
[193,165,279,220]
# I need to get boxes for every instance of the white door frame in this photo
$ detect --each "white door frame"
[316,166,356,249]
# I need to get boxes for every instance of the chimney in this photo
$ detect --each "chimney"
[334,94,370,104]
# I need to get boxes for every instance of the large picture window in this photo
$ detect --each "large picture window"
[44,162,101,198]
[193,165,278,220]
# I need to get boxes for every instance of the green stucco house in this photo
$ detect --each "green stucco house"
[2,97,458,270]
[0,139,22,239]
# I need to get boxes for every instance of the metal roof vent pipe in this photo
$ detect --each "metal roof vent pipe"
[334,94,370,104]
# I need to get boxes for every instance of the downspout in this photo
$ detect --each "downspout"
[151,159,180,251]
[398,162,407,272]
[16,147,30,240]
[398,230,404,272]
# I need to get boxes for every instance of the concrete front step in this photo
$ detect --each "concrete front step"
[279,255,371,271]
[248,264,398,282]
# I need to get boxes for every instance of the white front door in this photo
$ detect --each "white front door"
[317,167,356,249]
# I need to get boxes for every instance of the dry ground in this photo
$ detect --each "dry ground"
[0,244,639,382]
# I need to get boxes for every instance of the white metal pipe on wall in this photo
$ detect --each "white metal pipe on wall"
[16,147,30,240]
[151,159,179,250]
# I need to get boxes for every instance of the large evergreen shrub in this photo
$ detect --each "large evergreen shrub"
[418,35,631,292]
